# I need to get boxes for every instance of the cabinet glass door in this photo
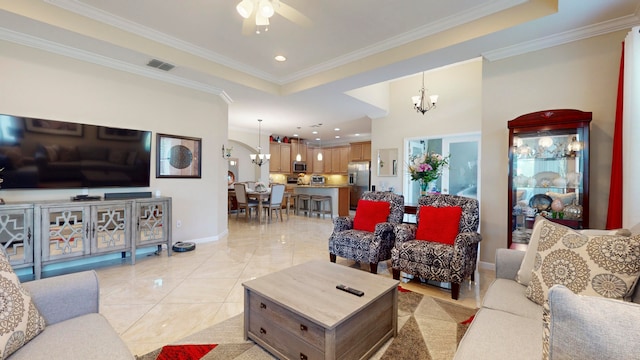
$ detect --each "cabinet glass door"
[92,204,130,254]
[137,201,166,245]
[0,208,33,266]
[507,109,591,247]
[42,206,89,261]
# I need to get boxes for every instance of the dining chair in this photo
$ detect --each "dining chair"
[263,184,285,222]
[234,183,258,221]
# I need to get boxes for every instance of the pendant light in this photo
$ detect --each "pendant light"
[317,136,323,161]
[295,127,302,162]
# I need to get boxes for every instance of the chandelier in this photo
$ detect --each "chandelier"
[250,119,270,166]
[236,0,279,34]
[411,72,438,115]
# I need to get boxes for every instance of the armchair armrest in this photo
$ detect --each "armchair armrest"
[495,248,526,280]
[374,222,395,240]
[394,223,417,244]
[332,216,353,232]
[22,270,100,326]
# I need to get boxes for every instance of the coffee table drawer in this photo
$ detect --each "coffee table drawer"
[248,292,325,349]
[248,310,324,360]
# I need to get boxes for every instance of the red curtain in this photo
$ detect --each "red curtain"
[606,43,624,229]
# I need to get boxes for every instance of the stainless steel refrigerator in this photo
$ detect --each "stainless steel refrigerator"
[348,161,371,210]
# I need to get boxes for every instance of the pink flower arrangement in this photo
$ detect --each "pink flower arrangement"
[408,152,449,186]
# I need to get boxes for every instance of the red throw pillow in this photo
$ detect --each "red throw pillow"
[415,206,463,245]
[353,200,391,232]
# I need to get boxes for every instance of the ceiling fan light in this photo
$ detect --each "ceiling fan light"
[255,13,270,26]
[236,0,254,18]
[258,0,275,18]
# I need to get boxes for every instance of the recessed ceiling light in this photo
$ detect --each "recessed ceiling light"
[315,137,320,141]
[355,133,361,136]
[335,135,340,139]
[312,131,318,134]
[334,128,340,131]
[274,55,287,62]
[293,133,299,137]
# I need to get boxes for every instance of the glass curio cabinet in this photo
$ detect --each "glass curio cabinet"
[507,109,591,248]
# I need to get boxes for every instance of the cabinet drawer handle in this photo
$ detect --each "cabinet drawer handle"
[259,327,266,335]
[300,353,308,360]
[300,324,308,332]
[260,302,267,309]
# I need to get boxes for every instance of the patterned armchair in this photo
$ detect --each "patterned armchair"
[391,194,481,299]
[329,191,404,273]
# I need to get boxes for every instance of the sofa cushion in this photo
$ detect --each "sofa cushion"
[481,279,541,320]
[544,285,640,360]
[525,219,640,305]
[0,251,46,359]
[353,199,390,232]
[453,308,541,360]
[8,313,133,360]
[415,206,462,245]
[517,216,632,286]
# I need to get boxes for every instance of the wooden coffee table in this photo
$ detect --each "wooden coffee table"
[243,260,399,360]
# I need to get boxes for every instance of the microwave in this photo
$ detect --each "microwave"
[293,161,307,173]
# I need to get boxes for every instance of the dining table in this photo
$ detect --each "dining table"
[244,188,293,223]
[246,188,271,223]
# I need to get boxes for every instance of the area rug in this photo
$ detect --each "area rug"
[136,287,477,360]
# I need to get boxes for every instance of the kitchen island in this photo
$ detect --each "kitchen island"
[292,185,350,217]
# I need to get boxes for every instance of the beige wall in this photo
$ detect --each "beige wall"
[0,39,229,243]
[480,30,624,263]
[371,59,483,193]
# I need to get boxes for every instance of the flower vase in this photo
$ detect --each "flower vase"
[420,181,429,196]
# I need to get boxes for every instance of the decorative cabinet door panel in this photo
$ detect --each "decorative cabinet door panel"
[41,206,89,261]
[507,109,591,248]
[136,201,168,246]
[91,203,130,254]
[0,206,34,267]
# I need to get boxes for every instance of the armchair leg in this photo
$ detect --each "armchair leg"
[392,269,400,280]
[329,253,336,263]
[370,263,378,274]
[471,271,475,282]
[451,283,460,300]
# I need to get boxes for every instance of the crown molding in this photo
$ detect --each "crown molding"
[44,0,280,83]
[45,0,524,85]
[278,0,527,84]
[0,27,232,104]
[483,13,640,61]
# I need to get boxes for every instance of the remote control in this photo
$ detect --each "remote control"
[336,284,364,297]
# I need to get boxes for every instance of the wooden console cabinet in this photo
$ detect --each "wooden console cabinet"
[0,197,172,279]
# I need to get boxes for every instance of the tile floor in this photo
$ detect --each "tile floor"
[95,213,495,356]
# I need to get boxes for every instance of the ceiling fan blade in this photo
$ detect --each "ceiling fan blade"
[277,2,312,27]
[241,17,254,35]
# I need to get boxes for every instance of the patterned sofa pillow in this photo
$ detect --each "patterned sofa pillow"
[0,250,46,359]
[525,218,640,305]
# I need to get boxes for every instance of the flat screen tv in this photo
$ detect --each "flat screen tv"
[0,114,152,189]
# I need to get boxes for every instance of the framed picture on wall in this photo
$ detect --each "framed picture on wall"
[156,133,202,178]
[25,118,83,136]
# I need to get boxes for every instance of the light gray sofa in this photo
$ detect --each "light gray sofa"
[454,248,640,360]
[10,271,133,360]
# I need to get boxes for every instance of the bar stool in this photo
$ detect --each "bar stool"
[296,194,311,216]
[310,195,333,219]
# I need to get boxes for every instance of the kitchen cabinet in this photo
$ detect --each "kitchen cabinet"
[507,109,591,248]
[312,148,325,173]
[269,143,291,173]
[350,141,371,161]
[290,139,307,162]
[330,146,350,174]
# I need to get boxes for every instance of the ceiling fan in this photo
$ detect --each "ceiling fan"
[236,0,311,35]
